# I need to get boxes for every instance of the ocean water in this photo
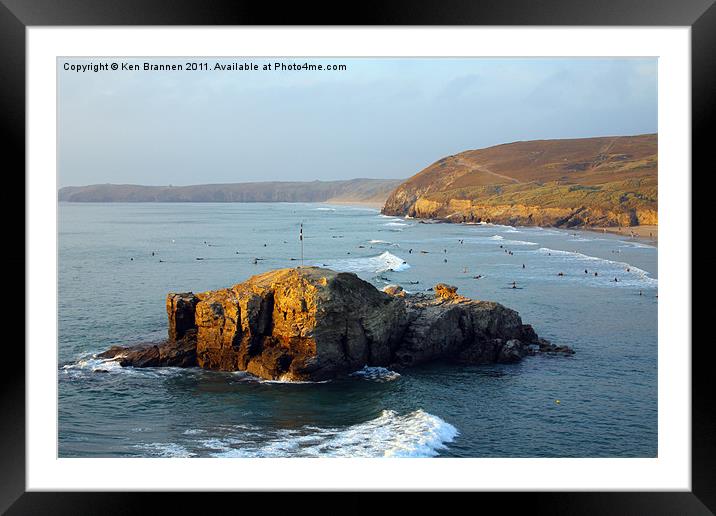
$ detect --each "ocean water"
[58,203,657,458]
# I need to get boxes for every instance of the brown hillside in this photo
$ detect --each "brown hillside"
[382,134,657,228]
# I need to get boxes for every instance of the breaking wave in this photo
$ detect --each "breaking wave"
[61,356,123,374]
[60,355,189,379]
[536,247,658,287]
[186,409,458,458]
[465,236,538,246]
[317,251,410,273]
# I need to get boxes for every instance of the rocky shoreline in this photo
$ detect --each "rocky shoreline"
[99,267,573,381]
[381,199,657,229]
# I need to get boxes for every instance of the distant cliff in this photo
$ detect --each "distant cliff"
[382,134,657,228]
[59,178,402,204]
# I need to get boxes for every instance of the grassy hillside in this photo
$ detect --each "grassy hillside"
[382,134,657,227]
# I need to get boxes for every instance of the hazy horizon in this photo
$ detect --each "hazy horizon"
[59,57,657,188]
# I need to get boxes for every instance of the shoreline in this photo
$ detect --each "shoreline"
[325,202,659,246]
[584,224,658,246]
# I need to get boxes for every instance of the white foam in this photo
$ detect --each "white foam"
[369,239,391,244]
[317,251,410,273]
[61,356,123,373]
[350,366,401,382]
[504,239,538,246]
[384,222,408,227]
[465,236,537,246]
[536,247,658,287]
[61,354,190,379]
[135,442,196,458]
[619,240,656,249]
[200,409,458,458]
[314,207,336,211]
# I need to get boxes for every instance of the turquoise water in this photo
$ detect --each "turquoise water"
[58,203,657,457]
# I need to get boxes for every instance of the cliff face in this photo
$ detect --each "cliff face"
[382,134,657,228]
[99,267,572,381]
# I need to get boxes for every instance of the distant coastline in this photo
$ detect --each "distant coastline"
[58,178,402,205]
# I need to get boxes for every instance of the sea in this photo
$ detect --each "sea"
[58,202,658,458]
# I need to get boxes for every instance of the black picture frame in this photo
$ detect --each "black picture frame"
[3,0,708,513]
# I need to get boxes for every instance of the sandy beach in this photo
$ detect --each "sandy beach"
[587,225,658,245]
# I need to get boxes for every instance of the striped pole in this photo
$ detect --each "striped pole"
[300,223,304,267]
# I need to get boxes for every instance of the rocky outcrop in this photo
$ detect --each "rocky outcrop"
[100,267,573,381]
[98,330,198,368]
[393,290,544,367]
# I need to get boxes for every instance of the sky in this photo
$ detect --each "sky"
[58,57,657,187]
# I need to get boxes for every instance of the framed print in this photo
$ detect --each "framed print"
[4,0,711,513]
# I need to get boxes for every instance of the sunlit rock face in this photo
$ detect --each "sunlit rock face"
[101,267,572,381]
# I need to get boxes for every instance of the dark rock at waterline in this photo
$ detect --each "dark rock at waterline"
[98,330,198,368]
[100,267,573,380]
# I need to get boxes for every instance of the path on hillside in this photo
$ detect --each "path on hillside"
[454,157,522,184]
